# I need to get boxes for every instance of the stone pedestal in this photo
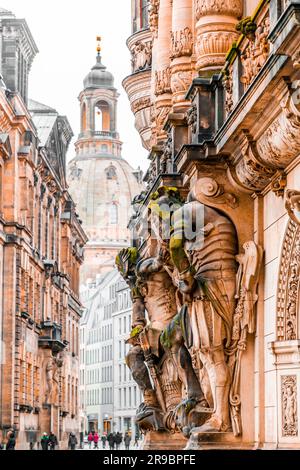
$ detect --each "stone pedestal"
[186,429,254,450]
[142,431,187,450]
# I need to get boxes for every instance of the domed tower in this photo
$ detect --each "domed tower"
[68,38,143,283]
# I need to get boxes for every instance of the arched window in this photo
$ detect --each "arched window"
[109,204,118,224]
[101,144,108,153]
[81,102,87,132]
[94,101,110,132]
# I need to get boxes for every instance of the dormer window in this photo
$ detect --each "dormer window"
[105,164,117,180]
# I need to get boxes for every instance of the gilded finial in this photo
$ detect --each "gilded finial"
[96,36,102,56]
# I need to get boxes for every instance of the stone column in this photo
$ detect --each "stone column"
[170,0,194,112]
[153,0,173,144]
[194,0,242,73]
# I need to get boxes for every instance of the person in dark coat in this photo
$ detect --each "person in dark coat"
[41,433,49,450]
[68,433,78,450]
[101,434,107,449]
[124,433,131,451]
[6,430,16,450]
[115,432,122,450]
[48,432,58,450]
[108,433,114,450]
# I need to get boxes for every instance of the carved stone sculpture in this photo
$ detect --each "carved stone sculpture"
[117,185,263,444]
[131,40,152,72]
[282,375,298,437]
[171,27,193,59]
[45,353,64,405]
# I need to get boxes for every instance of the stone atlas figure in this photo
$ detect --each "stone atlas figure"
[116,186,262,442]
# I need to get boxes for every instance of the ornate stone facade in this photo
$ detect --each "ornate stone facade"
[0,12,87,449]
[122,0,300,451]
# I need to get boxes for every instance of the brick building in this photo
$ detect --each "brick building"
[0,8,87,449]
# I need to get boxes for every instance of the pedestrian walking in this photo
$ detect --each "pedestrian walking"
[115,432,122,450]
[108,433,114,450]
[93,432,99,449]
[88,432,94,449]
[68,433,78,450]
[41,432,49,450]
[124,433,131,451]
[101,434,107,449]
[134,435,139,447]
[48,432,58,450]
[6,429,16,450]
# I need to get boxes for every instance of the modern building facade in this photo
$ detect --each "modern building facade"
[0,8,87,449]
[119,0,300,450]
[67,43,143,284]
[79,270,142,437]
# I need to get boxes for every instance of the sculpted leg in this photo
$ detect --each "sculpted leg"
[199,347,231,432]
[161,312,205,403]
[126,345,158,407]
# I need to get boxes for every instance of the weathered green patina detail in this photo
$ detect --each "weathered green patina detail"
[130,324,144,339]
[236,17,257,39]
[115,246,139,275]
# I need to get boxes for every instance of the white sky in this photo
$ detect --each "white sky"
[7,0,149,171]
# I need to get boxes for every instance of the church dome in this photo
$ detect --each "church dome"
[83,55,114,90]
[68,155,141,244]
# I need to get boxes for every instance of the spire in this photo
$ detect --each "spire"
[96,36,102,56]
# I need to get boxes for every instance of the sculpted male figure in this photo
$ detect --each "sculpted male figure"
[163,191,238,432]
[116,187,204,428]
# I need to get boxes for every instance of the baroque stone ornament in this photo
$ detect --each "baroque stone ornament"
[149,0,160,38]
[257,85,300,168]
[240,16,270,88]
[171,27,193,59]
[194,0,242,71]
[117,186,263,444]
[229,241,263,436]
[277,214,300,342]
[155,68,172,96]
[131,40,152,72]
[281,375,298,437]
[195,0,243,20]
[191,177,239,209]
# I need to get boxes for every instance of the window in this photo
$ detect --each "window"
[94,100,110,131]
[105,164,117,179]
[109,204,118,224]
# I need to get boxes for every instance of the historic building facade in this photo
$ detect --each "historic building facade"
[67,43,143,284]
[0,8,87,449]
[119,0,300,450]
[79,270,142,437]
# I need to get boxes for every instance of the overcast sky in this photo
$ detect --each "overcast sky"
[7,0,149,171]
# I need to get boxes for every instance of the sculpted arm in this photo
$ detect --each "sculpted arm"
[170,205,195,293]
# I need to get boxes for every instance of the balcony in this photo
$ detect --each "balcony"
[123,28,152,150]
[38,321,66,353]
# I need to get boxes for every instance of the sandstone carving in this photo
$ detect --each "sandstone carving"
[282,375,298,437]
[195,0,242,20]
[149,0,160,38]
[171,27,193,59]
[117,186,262,443]
[131,40,152,72]
[240,16,270,88]
[155,68,172,96]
